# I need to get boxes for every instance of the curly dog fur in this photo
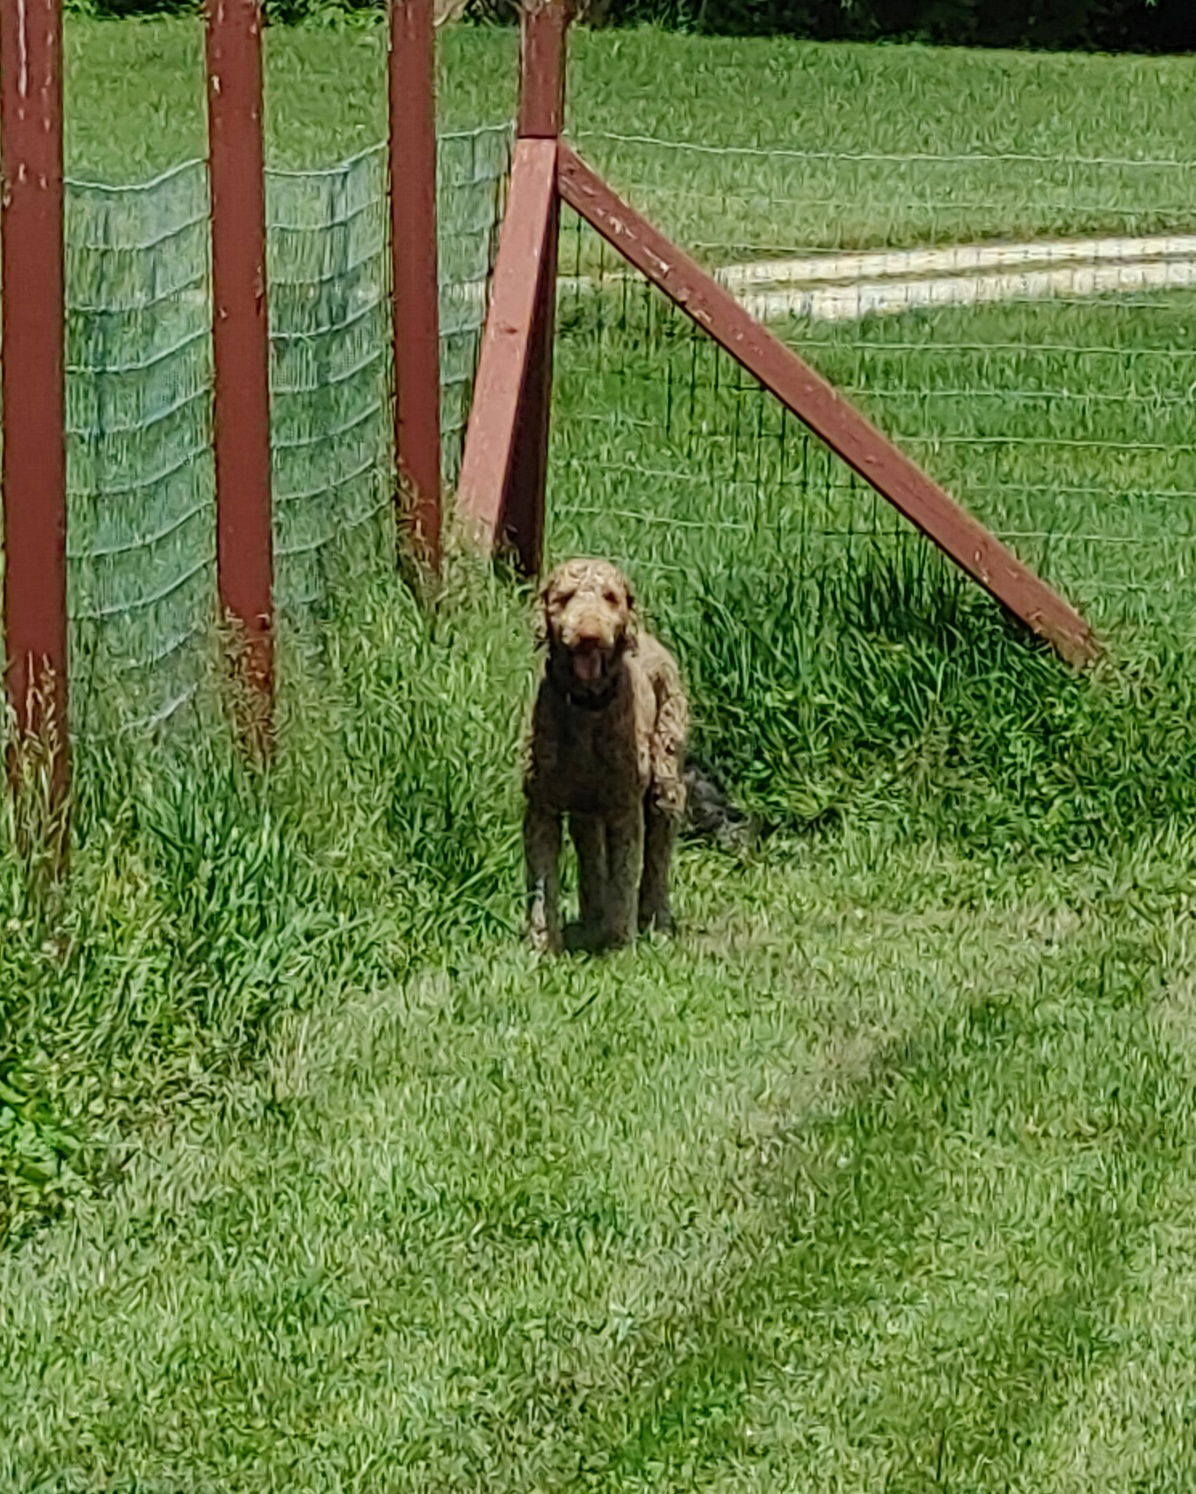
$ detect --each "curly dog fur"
[523,557,688,954]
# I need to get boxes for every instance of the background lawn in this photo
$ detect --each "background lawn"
[67,17,1196,254]
[5,20,1196,1493]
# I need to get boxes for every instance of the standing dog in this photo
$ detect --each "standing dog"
[523,558,688,954]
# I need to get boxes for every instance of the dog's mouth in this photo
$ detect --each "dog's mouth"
[569,643,608,685]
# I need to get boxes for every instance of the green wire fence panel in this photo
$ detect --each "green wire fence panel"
[52,122,511,738]
[552,136,1196,643]
[66,161,214,740]
[267,146,392,620]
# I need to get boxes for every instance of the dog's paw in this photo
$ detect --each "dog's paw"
[527,924,562,957]
[639,908,675,936]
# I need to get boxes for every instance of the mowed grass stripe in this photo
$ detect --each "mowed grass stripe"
[0,849,1084,1480]
[1015,1163,1196,1494]
[7,843,1196,1488]
[547,915,1193,1489]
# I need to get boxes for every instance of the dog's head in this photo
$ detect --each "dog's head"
[538,557,638,698]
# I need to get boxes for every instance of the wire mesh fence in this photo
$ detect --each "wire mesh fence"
[59,121,510,737]
[67,160,214,739]
[40,123,1196,741]
[550,133,1196,645]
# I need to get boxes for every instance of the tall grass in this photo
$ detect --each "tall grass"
[547,273,1196,850]
[0,551,534,1241]
[676,555,1196,853]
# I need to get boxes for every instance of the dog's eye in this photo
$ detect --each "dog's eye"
[553,589,575,607]
[603,590,619,607]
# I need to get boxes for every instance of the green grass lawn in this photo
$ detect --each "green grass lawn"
[5,554,1196,1488]
[67,18,1196,258]
[8,818,1196,1490]
[8,20,1196,1493]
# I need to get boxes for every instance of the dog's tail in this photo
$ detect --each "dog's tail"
[682,762,756,852]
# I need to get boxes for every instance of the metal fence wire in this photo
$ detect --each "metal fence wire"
[38,125,1196,738]
[550,132,1196,646]
[62,122,510,738]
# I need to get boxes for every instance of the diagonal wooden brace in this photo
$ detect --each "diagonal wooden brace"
[557,142,1099,668]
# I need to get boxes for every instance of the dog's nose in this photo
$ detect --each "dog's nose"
[570,618,605,648]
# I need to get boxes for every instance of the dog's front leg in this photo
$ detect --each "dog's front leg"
[639,798,678,934]
[569,812,608,948]
[524,803,563,954]
[603,806,645,949]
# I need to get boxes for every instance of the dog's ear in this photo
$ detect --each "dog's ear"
[623,581,640,651]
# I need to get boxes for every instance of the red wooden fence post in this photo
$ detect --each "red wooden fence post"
[389,0,443,571]
[456,0,567,574]
[205,0,274,745]
[518,0,569,138]
[1,0,69,808]
[456,139,557,549]
[502,0,569,575]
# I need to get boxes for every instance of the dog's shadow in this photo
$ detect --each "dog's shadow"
[560,920,676,960]
[561,921,614,957]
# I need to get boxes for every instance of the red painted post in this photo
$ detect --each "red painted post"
[457,140,558,546]
[502,0,568,575]
[1,0,69,805]
[518,0,569,139]
[205,0,274,740]
[389,0,442,570]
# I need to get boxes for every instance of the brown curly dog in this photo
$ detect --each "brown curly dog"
[523,557,688,955]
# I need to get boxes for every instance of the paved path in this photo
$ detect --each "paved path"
[560,232,1196,323]
[209,232,1196,329]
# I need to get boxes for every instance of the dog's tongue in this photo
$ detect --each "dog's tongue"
[573,648,603,683]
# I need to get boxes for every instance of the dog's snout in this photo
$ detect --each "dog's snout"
[571,618,606,648]
[561,600,617,650]
[543,560,633,661]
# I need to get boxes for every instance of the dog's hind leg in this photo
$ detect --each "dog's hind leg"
[524,805,563,954]
[639,799,678,934]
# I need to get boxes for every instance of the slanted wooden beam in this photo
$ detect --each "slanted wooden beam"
[558,142,1099,667]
